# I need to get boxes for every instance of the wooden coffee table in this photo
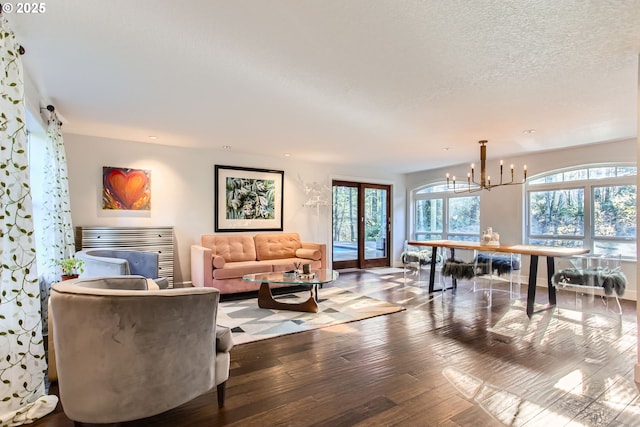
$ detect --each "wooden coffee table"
[242,269,339,313]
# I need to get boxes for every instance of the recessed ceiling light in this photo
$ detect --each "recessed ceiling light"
[442,147,450,151]
[222,145,231,149]
[523,129,536,134]
[148,135,158,140]
[284,153,291,157]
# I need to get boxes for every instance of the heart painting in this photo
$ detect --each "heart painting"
[102,167,151,210]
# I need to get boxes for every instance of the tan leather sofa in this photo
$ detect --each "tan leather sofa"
[191,232,326,293]
[49,276,233,424]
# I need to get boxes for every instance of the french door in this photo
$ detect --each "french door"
[332,181,391,269]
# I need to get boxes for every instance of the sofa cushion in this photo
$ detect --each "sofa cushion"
[212,261,272,280]
[212,255,226,269]
[295,248,321,261]
[202,235,256,262]
[254,233,301,261]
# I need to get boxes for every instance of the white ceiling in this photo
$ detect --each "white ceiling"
[8,0,640,174]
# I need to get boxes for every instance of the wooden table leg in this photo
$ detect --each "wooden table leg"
[257,282,319,313]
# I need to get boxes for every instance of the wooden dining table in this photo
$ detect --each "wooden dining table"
[407,240,589,317]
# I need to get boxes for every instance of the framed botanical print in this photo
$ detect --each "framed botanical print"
[214,165,284,232]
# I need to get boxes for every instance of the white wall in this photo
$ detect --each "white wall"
[63,133,406,285]
[405,138,638,300]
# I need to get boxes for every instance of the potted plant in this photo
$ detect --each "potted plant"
[54,257,85,280]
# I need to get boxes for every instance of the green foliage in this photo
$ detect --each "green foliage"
[225,177,275,220]
[365,223,380,240]
[54,257,85,276]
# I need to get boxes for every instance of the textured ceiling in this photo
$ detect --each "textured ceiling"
[8,0,640,173]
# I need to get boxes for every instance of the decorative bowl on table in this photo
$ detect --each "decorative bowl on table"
[283,270,299,279]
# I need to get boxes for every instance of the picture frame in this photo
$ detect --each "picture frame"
[215,165,284,232]
[102,166,151,210]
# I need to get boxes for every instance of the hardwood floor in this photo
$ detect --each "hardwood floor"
[33,269,639,426]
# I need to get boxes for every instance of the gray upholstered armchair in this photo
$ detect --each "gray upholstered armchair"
[49,276,233,424]
[76,249,170,289]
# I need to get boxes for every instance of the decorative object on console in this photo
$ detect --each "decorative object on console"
[446,140,527,193]
[102,166,151,210]
[481,227,500,246]
[215,165,284,232]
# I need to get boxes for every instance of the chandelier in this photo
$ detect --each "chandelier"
[446,140,527,193]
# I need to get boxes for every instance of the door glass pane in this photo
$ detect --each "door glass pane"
[332,186,358,262]
[364,188,387,260]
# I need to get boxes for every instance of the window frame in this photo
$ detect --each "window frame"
[525,163,636,259]
[412,182,480,242]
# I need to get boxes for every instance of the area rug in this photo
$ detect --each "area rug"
[218,287,405,344]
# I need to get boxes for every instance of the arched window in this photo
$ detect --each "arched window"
[411,182,480,242]
[526,163,636,258]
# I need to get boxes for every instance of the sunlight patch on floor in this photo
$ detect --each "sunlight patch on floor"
[443,366,575,426]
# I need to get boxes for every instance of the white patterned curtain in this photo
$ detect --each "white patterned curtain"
[0,15,58,426]
[38,107,75,336]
